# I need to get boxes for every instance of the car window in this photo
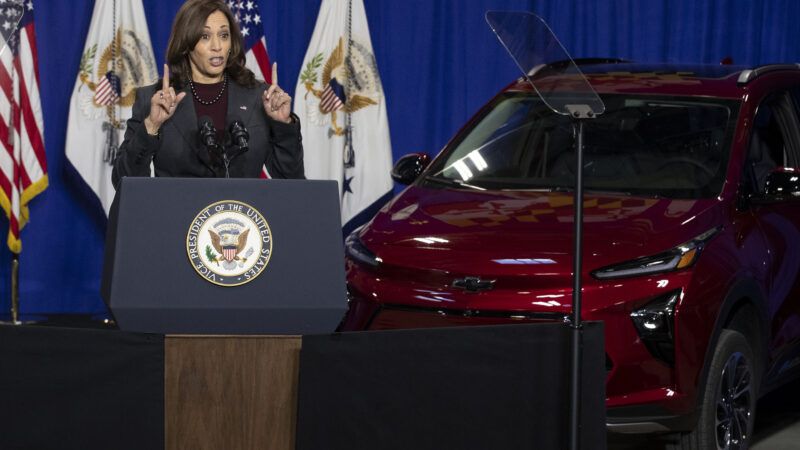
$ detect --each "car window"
[785,88,800,167]
[747,90,800,194]
[426,93,738,199]
[748,99,787,194]
[770,93,800,168]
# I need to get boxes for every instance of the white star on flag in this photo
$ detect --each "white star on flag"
[227,0,275,178]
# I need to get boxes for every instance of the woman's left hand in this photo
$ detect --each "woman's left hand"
[263,62,292,123]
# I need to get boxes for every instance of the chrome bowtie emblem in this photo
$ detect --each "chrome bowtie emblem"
[452,277,496,292]
[240,106,247,110]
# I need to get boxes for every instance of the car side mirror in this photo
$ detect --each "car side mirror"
[755,168,800,203]
[391,153,430,185]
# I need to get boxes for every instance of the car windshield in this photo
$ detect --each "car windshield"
[424,93,738,198]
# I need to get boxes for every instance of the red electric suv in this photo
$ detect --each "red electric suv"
[340,62,800,449]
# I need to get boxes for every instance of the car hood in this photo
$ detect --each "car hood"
[359,186,724,276]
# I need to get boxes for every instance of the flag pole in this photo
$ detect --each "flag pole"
[10,253,20,324]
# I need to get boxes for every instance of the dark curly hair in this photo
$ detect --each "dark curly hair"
[164,0,257,89]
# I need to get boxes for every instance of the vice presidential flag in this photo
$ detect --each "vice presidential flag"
[0,0,47,254]
[65,0,158,215]
[294,0,393,233]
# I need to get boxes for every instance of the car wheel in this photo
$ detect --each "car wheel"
[670,329,758,450]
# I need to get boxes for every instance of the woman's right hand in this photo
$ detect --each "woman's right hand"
[145,64,187,135]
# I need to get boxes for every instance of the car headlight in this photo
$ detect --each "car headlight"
[345,231,382,268]
[591,227,720,280]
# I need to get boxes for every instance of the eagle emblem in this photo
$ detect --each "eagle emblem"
[187,201,272,287]
[299,36,380,136]
[76,27,157,164]
[78,28,157,110]
[205,218,255,270]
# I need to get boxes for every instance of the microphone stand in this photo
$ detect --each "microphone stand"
[221,147,230,178]
[227,121,250,169]
[205,142,229,178]
[199,120,229,178]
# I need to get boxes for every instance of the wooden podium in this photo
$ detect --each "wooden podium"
[165,335,302,450]
[101,178,347,448]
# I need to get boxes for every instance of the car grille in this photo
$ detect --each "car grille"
[367,304,568,330]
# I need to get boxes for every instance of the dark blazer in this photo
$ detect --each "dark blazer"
[112,79,304,187]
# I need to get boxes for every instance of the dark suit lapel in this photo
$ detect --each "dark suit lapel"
[226,80,258,126]
[168,85,198,148]
[167,85,221,171]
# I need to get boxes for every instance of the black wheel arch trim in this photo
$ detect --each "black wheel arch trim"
[687,277,768,431]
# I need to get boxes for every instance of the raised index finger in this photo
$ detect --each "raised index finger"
[271,62,278,86]
[163,64,170,92]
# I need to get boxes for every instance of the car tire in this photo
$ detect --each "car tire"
[669,329,758,450]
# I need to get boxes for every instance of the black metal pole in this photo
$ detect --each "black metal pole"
[568,120,585,450]
[10,253,20,323]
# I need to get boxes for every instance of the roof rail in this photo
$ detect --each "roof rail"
[524,58,630,79]
[548,58,630,70]
[573,58,630,66]
[737,64,800,85]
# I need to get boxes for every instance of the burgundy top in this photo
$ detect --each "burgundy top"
[191,80,228,142]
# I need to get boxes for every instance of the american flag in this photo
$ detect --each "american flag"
[320,77,346,113]
[93,71,120,106]
[0,0,47,254]
[227,0,272,177]
[227,0,272,84]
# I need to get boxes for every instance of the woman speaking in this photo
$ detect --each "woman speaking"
[112,0,304,185]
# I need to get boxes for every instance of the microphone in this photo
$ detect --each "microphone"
[199,116,230,177]
[198,116,218,149]
[229,119,249,152]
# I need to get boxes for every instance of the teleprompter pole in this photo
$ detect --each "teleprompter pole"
[568,117,588,450]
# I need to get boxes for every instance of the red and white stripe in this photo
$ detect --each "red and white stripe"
[93,74,118,106]
[244,37,273,179]
[245,37,272,84]
[320,84,344,113]
[0,14,48,254]
[223,247,237,262]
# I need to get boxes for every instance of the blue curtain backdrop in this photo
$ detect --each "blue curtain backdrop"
[2,0,800,315]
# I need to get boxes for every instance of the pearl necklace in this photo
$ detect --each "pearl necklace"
[189,74,228,105]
